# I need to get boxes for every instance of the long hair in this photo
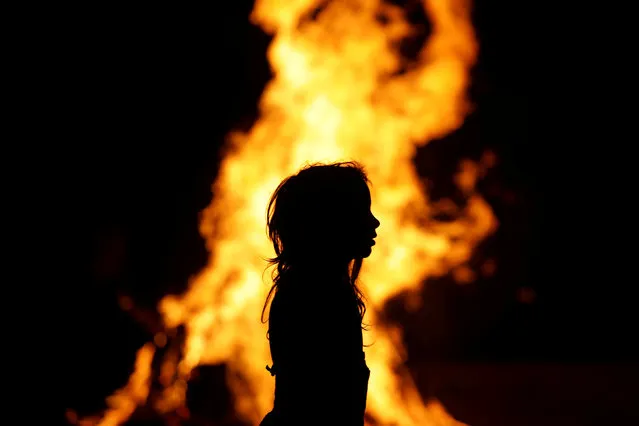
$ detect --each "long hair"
[260,161,371,328]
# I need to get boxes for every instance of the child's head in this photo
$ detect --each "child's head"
[267,161,380,272]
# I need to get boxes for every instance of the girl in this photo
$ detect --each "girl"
[259,161,380,426]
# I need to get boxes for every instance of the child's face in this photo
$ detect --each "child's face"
[301,178,379,262]
[344,181,380,259]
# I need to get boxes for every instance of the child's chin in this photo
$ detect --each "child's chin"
[359,247,373,258]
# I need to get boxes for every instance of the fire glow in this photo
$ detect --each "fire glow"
[76,0,498,424]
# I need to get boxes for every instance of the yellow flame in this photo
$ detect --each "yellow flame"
[159,0,495,424]
[79,0,498,424]
[81,343,155,426]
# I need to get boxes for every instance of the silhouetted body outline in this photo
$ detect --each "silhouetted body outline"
[259,162,380,426]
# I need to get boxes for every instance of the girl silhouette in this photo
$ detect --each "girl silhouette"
[259,161,380,426]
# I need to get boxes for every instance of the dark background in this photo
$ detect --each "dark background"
[36,0,636,425]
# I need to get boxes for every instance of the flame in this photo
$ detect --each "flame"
[78,0,498,424]
[71,344,155,426]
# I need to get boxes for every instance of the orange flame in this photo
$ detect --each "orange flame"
[71,343,155,426]
[78,0,498,424]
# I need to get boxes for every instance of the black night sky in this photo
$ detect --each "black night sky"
[42,1,639,425]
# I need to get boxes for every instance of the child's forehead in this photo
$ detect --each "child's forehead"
[339,180,371,202]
